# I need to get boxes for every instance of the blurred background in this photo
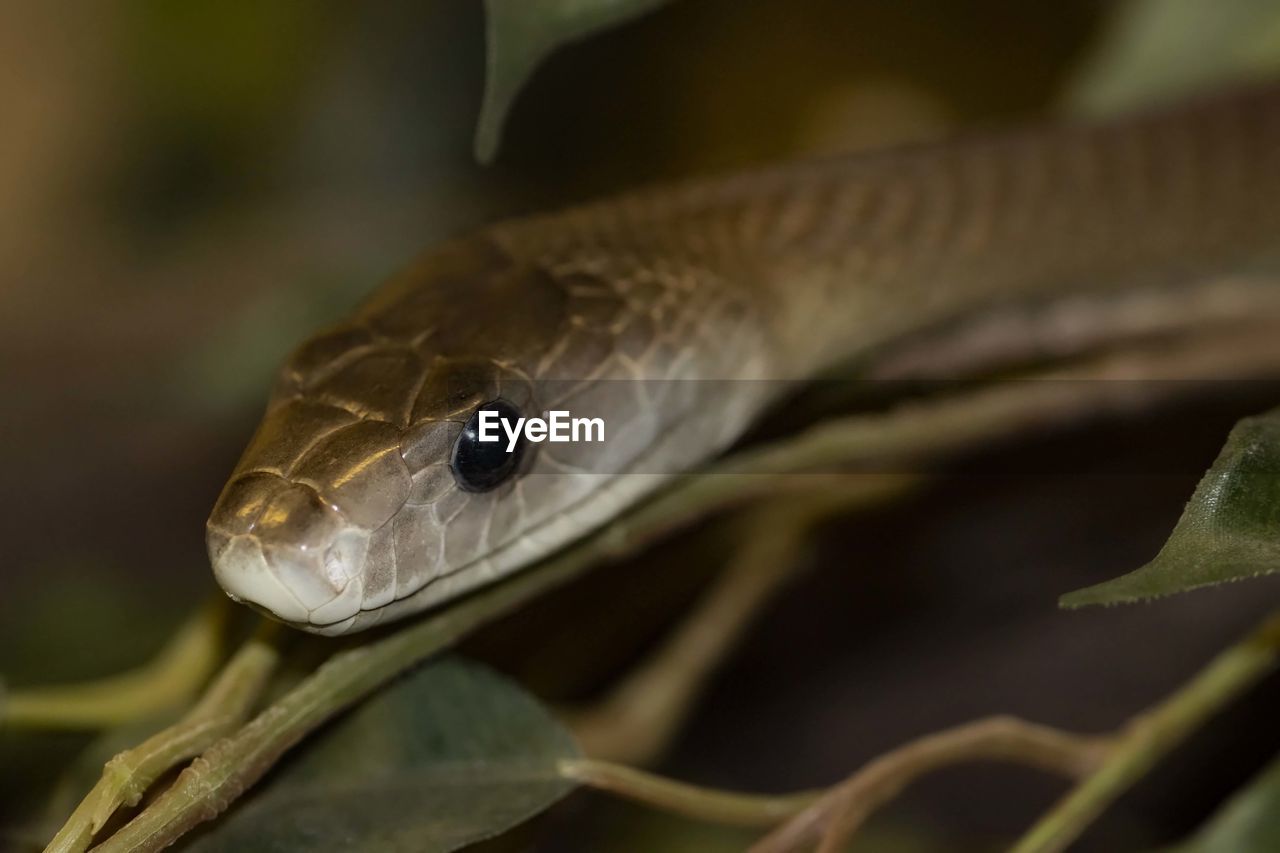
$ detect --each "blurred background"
[6,1,1280,849]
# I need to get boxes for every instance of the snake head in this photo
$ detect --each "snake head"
[204,237,551,633]
[207,232,759,635]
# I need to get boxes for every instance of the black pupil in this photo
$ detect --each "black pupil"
[451,400,526,492]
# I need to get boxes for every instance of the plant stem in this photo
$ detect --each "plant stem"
[1011,610,1280,853]
[568,490,876,764]
[90,470,917,853]
[4,600,226,730]
[752,716,1112,853]
[69,328,1280,851]
[558,759,822,827]
[44,623,281,853]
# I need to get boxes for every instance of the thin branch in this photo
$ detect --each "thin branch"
[65,321,1280,851]
[89,472,918,853]
[562,322,1280,767]
[567,489,885,764]
[1010,610,1280,853]
[752,717,1112,853]
[560,629,1280,853]
[558,758,822,828]
[4,600,226,731]
[556,715,1109,846]
[44,623,282,853]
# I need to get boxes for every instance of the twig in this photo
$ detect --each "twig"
[1010,610,1280,853]
[89,472,918,853]
[3,600,226,730]
[567,489,889,764]
[64,322,1280,851]
[752,717,1113,853]
[44,623,281,853]
[558,758,823,827]
[556,715,1109,845]
[560,322,1280,766]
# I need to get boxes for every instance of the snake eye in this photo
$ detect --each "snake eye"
[450,399,527,492]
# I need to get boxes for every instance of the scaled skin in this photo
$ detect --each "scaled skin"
[207,233,768,635]
[209,86,1280,635]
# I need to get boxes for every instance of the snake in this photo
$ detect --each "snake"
[207,85,1280,636]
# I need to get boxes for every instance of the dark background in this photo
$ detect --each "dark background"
[4,2,1279,849]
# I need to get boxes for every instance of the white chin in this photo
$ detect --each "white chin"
[212,535,365,631]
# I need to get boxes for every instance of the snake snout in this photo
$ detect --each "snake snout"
[207,472,370,630]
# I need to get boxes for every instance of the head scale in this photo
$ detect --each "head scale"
[207,234,736,634]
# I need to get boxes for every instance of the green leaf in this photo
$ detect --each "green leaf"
[1063,409,1280,607]
[186,657,581,853]
[477,0,676,162]
[1167,752,1280,852]
[1065,0,1280,116]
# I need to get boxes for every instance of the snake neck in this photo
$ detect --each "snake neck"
[499,85,1280,381]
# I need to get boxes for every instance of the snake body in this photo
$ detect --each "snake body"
[208,86,1280,635]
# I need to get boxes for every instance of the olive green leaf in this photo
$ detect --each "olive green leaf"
[1065,0,1280,116]
[477,0,676,162]
[1062,409,1280,607]
[1167,752,1280,852]
[185,656,580,853]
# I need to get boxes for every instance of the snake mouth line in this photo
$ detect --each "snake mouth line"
[302,475,661,631]
[297,408,704,632]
